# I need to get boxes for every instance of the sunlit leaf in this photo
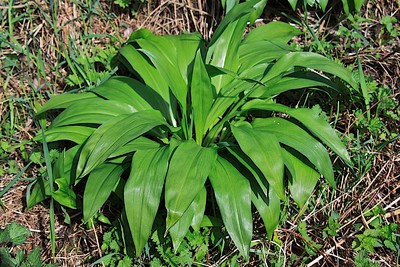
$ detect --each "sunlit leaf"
[231,122,285,200]
[83,163,126,222]
[165,140,217,229]
[124,146,170,255]
[209,155,252,259]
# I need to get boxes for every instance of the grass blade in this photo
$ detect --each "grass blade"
[0,162,32,198]
[41,128,56,259]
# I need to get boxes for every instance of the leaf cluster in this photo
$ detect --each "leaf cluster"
[33,0,358,259]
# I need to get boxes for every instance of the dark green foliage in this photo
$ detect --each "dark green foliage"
[35,0,357,260]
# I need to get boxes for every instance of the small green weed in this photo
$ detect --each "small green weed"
[352,207,399,254]
[98,227,133,267]
[0,222,56,267]
[297,221,322,258]
[323,211,341,238]
[354,250,380,267]
[149,228,210,266]
[380,15,398,38]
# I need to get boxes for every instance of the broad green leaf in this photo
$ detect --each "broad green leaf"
[169,188,204,251]
[110,137,161,158]
[318,0,328,11]
[341,0,359,15]
[83,163,125,222]
[243,22,302,44]
[209,0,267,48]
[165,33,203,84]
[255,70,342,98]
[252,186,281,240]
[137,34,188,108]
[36,93,96,115]
[26,176,50,209]
[209,156,252,259]
[222,0,239,12]
[62,146,80,185]
[282,149,320,208]
[208,17,248,92]
[39,126,95,144]
[165,140,217,229]
[191,50,215,144]
[252,117,335,187]
[77,110,168,177]
[242,101,351,164]
[53,177,77,209]
[50,99,135,128]
[119,44,171,106]
[124,146,170,255]
[226,147,280,239]
[288,0,298,10]
[190,187,207,231]
[239,41,293,71]
[91,76,167,112]
[260,52,358,90]
[231,122,285,200]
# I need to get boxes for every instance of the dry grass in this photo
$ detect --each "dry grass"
[0,0,399,266]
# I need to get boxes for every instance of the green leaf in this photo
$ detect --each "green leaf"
[226,147,280,239]
[191,50,215,144]
[260,52,358,90]
[136,33,189,108]
[239,41,293,71]
[210,0,266,48]
[252,117,335,187]
[77,110,168,177]
[124,146,170,255]
[164,32,203,84]
[109,137,161,158]
[231,122,285,200]
[26,176,50,209]
[169,188,205,251]
[222,0,239,12]
[39,126,95,144]
[255,70,342,98]
[36,93,96,115]
[0,222,31,245]
[50,99,135,128]
[319,0,328,11]
[243,22,302,44]
[83,163,126,222]
[253,187,281,239]
[242,101,351,165]
[53,177,77,209]
[119,44,171,105]
[190,187,207,231]
[91,76,163,112]
[209,155,252,259]
[208,18,247,93]
[282,149,320,208]
[165,140,217,229]
[287,0,298,10]
[354,0,365,12]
